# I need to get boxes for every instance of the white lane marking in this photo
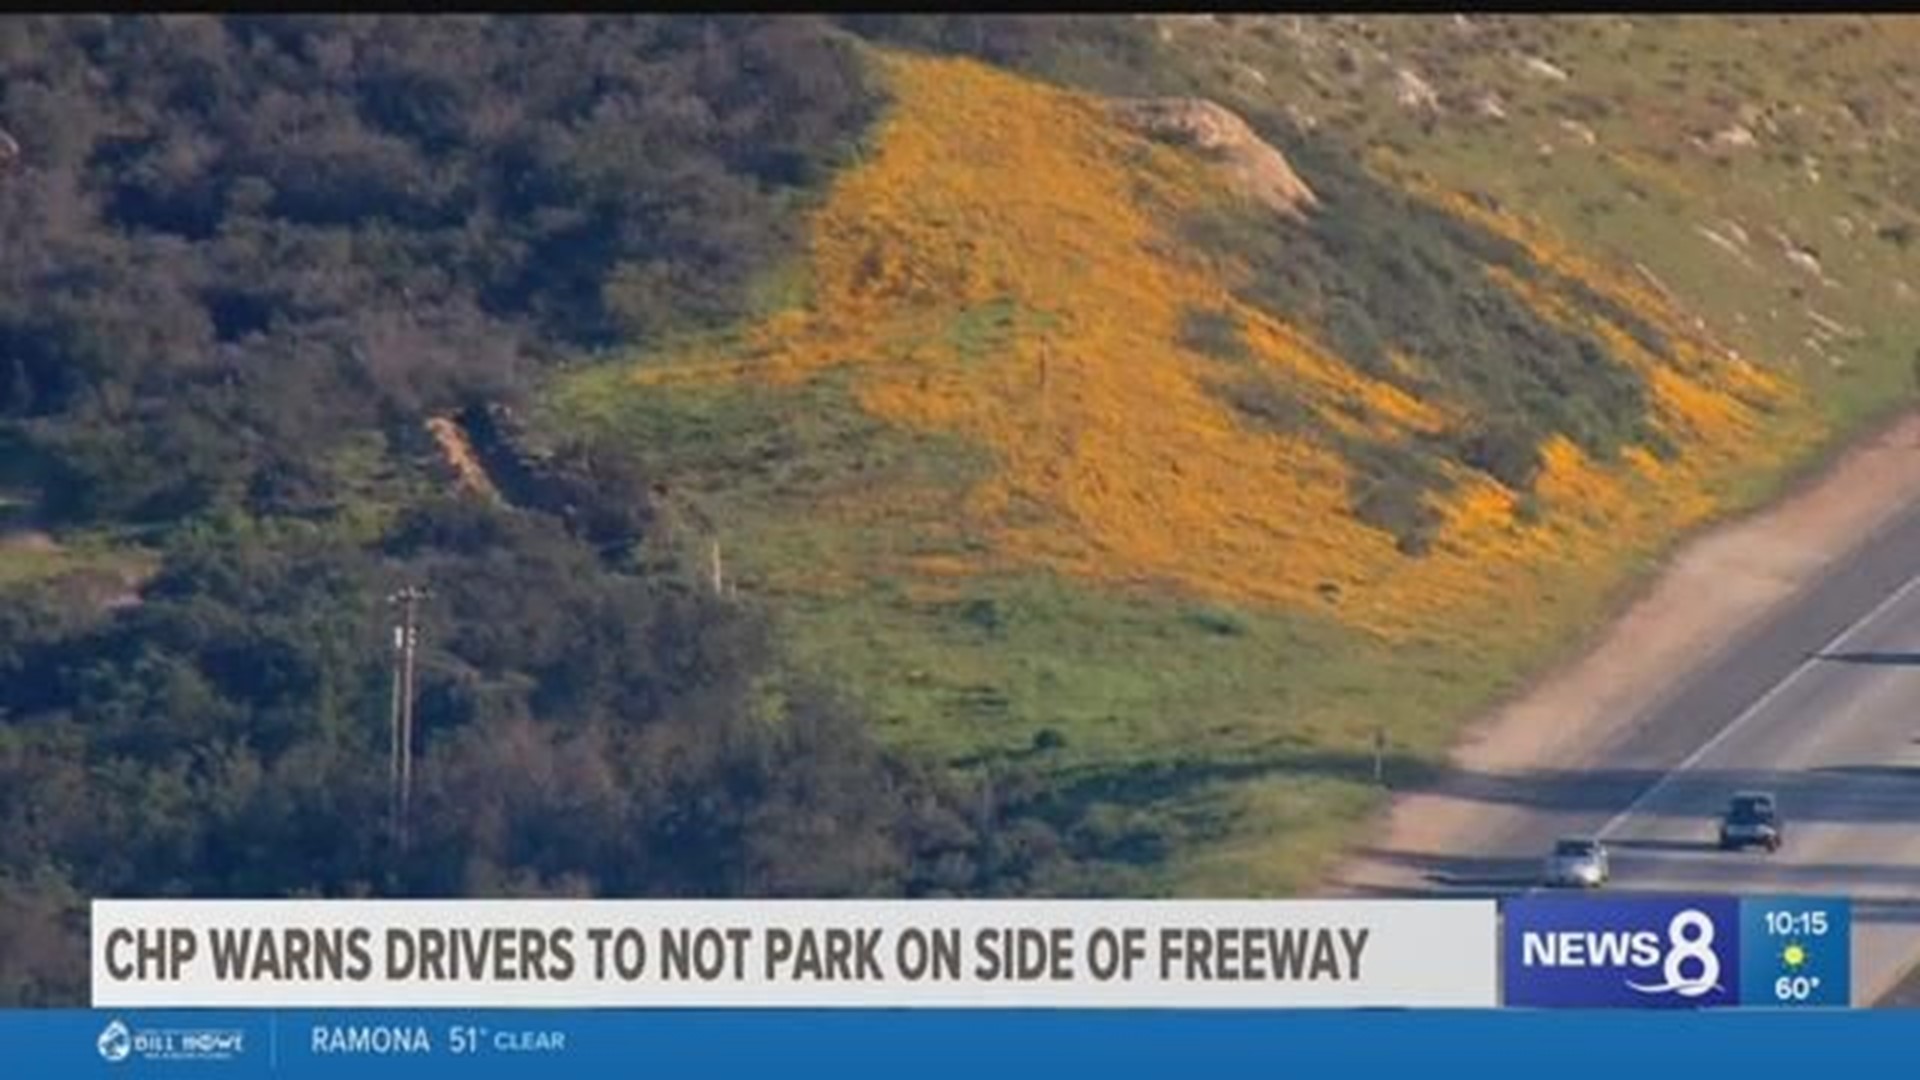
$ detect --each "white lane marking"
[1506,563,1920,897]
[1593,566,1920,842]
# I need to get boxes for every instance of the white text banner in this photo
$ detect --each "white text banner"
[92,899,1497,1008]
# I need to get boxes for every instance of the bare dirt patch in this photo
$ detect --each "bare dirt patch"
[425,415,502,501]
[0,530,60,555]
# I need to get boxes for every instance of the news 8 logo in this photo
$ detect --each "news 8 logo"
[1501,896,1741,1008]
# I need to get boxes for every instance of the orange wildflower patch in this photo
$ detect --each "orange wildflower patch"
[618,52,1815,640]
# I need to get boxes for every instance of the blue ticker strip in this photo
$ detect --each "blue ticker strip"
[4,1007,1917,1079]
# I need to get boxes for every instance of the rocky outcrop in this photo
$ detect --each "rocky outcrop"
[1712,124,1758,149]
[1520,55,1570,82]
[1109,97,1318,216]
[1394,68,1439,111]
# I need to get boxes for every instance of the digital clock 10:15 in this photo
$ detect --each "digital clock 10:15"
[1738,896,1850,1008]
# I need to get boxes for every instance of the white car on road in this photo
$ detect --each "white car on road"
[1543,837,1610,888]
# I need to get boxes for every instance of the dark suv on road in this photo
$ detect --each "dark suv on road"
[1718,791,1782,852]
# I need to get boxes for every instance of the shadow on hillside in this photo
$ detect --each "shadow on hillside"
[974,744,1443,870]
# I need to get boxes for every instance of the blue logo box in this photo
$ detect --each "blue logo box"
[1503,895,1741,1009]
[1737,896,1850,1008]
[1502,895,1850,1009]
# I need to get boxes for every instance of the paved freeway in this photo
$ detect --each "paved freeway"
[1352,493,1920,1005]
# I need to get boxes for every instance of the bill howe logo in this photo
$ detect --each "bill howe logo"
[94,1016,248,1064]
[97,1018,132,1063]
[1501,895,1739,1008]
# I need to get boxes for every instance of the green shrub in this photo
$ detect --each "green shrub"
[1341,437,1449,556]
[1031,727,1068,752]
[1212,375,1315,435]
[1178,306,1252,361]
[1183,607,1249,637]
[1451,421,1545,491]
[958,597,1006,635]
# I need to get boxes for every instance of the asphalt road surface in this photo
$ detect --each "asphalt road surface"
[1354,494,1920,1006]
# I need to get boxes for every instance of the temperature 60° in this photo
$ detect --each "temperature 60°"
[1775,975,1822,1002]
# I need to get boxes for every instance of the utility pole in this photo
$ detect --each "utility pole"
[387,585,429,855]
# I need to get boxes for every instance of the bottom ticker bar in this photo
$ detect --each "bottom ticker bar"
[3,1007,1917,1080]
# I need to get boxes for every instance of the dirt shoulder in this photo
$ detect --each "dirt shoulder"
[1323,410,1920,899]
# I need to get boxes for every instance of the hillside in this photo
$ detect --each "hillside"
[0,16,975,1006]
[543,43,1836,892]
[575,52,1812,638]
[1145,15,1920,431]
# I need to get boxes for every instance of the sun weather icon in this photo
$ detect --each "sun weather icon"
[1738,899,1851,1007]
[1781,941,1809,971]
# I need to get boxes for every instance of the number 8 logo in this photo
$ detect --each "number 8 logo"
[1665,910,1720,995]
[1627,909,1721,996]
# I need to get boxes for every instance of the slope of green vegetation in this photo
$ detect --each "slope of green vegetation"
[538,16,1915,912]
[531,38,1779,914]
[1146,14,1920,450]
[0,15,1025,1007]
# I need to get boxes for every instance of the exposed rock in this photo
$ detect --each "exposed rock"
[1895,280,1915,303]
[1520,55,1570,82]
[1634,262,1681,307]
[1806,308,1860,340]
[1768,232,1838,288]
[1695,224,1755,268]
[1474,92,1509,121]
[1394,68,1439,111]
[1558,118,1597,146]
[1110,97,1318,216]
[1786,247,1824,278]
[1711,124,1757,149]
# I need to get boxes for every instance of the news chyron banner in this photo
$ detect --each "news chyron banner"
[92,899,1499,1009]
[1501,894,1851,1009]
